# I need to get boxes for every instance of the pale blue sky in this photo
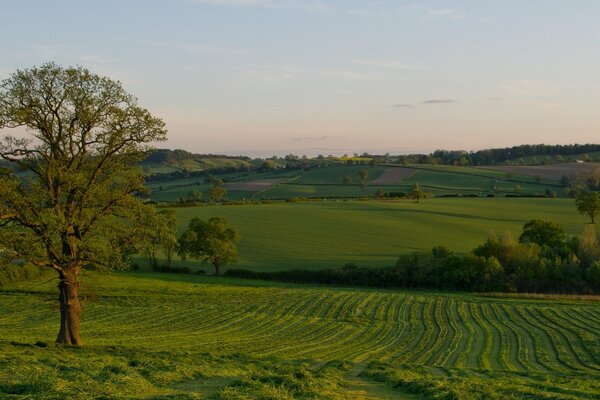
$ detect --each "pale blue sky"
[2,1,600,156]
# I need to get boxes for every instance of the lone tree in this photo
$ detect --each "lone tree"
[410,183,425,203]
[209,179,227,202]
[178,216,240,276]
[358,169,368,189]
[576,191,600,224]
[0,63,167,345]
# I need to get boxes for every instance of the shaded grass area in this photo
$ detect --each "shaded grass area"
[1,272,598,398]
[169,198,586,272]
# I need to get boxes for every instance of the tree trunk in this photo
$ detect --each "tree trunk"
[214,264,221,276]
[56,270,83,346]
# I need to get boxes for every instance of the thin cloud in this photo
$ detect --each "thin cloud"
[392,104,412,108]
[401,5,467,20]
[291,135,330,142]
[135,39,249,56]
[192,0,330,12]
[348,58,423,70]
[499,80,555,97]
[425,8,466,19]
[227,64,303,83]
[421,99,456,104]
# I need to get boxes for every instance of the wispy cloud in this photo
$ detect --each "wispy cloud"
[347,7,391,18]
[401,5,467,20]
[421,99,456,104]
[228,64,303,83]
[319,69,375,81]
[391,99,456,108]
[134,39,249,56]
[291,135,330,142]
[499,80,555,97]
[192,0,330,12]
[424,8,466,19]
[348,58,424,70]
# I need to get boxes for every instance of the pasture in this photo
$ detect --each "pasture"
[146,164,563,203]
[1,272,598,399]
[168,198,587,272]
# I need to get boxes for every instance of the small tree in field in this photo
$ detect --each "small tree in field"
[576,191,600,224]
[137,208,178,270]
[342,175,352,185]
[410,183,425,203]
[0,63,167,345]
[358,169,368,189]
[178,217,240,276]
[209,179,227,202]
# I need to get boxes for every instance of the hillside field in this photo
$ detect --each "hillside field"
[163,198,588,273]
[146,164,564,203]
[1,272,598,399]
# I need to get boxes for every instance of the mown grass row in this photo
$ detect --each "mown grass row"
[1,272,598,398]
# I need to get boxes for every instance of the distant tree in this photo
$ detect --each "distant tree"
[0,63,167,345]
[578,224,600,268]
[259,160,276,171]
[209,179,227,202]
[519,219,565,250]
[187,189,203,203]
[560,175,571,187]
[576,192,600,224]
[178,217,240,276]
[369,158,377,167]
[515,184,522,193]
[410,183,425,203]
[342,175,352,185]
[358,169,369,189]
[375,189,385,198]
[137,208,178,270]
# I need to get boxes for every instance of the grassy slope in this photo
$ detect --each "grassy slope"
[147,164,564,203]
[168,198,585,272]
[1,272,598,399]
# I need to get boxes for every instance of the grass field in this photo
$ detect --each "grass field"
[146,164,565,203]
[166,198,587,272]
[1,272,598,399]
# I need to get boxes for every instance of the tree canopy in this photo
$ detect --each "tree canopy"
[576,192,600,224]
[0,63,167,345]
[178,216,240,276]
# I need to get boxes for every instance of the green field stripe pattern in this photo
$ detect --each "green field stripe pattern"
[1,273,599,398]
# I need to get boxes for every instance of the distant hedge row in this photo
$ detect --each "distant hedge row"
[0,263,46,287]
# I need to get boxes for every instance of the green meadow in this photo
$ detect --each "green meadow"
[168,198,586,272]
[1,272,598,399]
[146,164,564,203]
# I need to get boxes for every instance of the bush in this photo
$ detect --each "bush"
[0,263,46,287]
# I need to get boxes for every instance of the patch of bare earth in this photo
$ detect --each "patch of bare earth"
[479,163,600,180]
[225,178,287,191]
[371,167,416,185]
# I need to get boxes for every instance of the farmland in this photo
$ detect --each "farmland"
[146,164,565,203]
[1,272,598,399]
[166,198,586,272]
